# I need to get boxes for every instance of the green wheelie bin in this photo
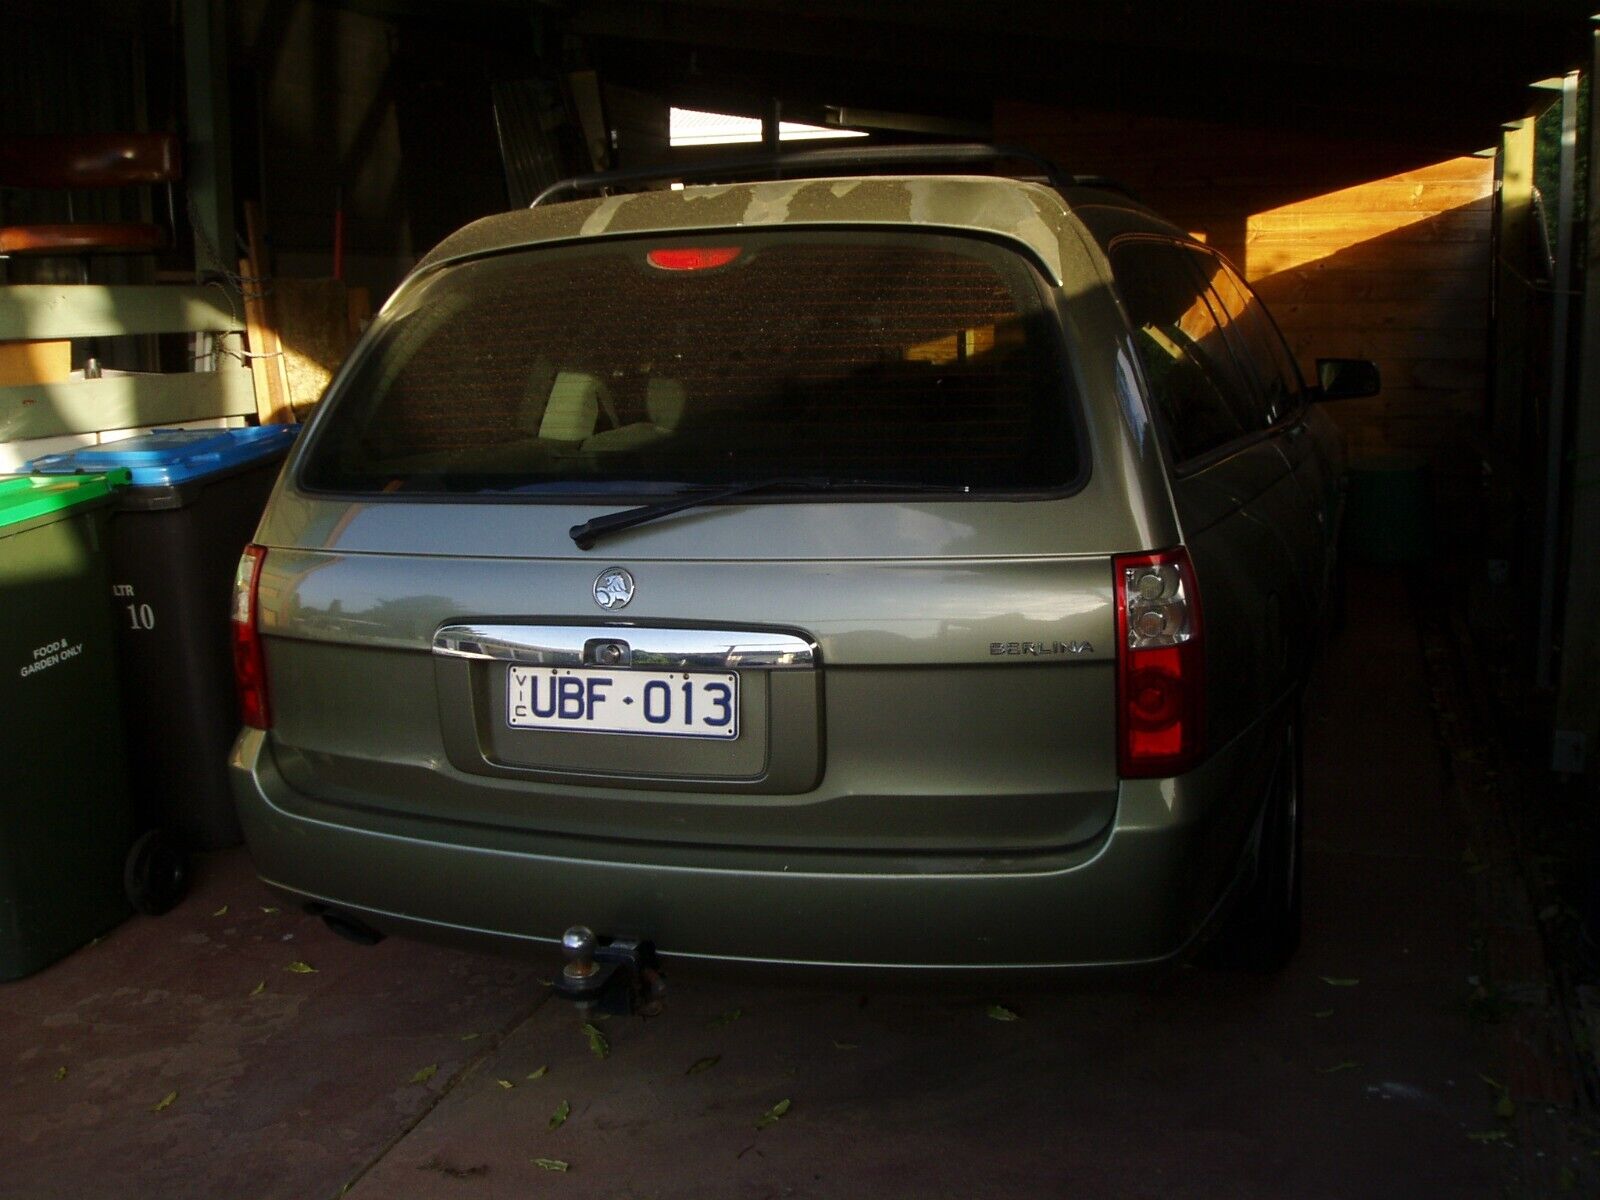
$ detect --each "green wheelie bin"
[0,471,182,980]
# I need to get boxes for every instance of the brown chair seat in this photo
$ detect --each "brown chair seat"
[0,222,167,255]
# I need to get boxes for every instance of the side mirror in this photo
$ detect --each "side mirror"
[1315,358,1381,401]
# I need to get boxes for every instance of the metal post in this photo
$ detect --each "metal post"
[1553,23,1600,776]
[1535,71,1579,690]
[762,97,781,155]
[181,0,236,289]
[1491,118,1535,452]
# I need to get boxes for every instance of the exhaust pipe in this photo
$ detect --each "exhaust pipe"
[321,909,385,946]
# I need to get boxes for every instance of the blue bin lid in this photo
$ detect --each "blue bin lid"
[26,425,300,488]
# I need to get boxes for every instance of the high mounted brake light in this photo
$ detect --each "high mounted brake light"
[646,246,741,271]
[1114,547,1204,778]
[231,544,271,730]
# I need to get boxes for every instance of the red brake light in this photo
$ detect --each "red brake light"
[646,246,741,271]
[231,544,271,730]
[1115,547,1204,778]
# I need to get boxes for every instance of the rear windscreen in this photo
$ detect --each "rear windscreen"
[299,231,1079,496]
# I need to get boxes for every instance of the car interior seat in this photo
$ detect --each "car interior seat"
[580,377,686,452]
[535,370,611,444]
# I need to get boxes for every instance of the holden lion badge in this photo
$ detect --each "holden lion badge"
[593,567,635,610]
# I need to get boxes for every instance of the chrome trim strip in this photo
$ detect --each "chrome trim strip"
[432,624,817,670]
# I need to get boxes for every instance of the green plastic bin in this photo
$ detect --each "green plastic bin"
[1342,456,1435,566]
[0,471,139,980]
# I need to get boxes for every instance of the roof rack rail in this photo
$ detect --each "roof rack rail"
[530,142,1073,206]
[1066,174,1143,201]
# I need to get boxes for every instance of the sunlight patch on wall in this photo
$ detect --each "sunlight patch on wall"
[1243,158,1493,280]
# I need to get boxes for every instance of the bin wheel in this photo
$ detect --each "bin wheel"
[125,830,190,916]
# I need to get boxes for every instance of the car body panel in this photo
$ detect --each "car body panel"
[233,690,1283,969]
[409,176,1081,285]
[256,546,1122,848]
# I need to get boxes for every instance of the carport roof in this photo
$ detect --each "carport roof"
[535,0,1597,155]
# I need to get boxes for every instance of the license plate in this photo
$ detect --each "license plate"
[507,666,739,740]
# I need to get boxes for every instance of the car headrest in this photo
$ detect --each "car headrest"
[538,371,604,442]
[646,378,686,430]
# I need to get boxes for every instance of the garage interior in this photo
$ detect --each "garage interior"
[4,1,1600,1195]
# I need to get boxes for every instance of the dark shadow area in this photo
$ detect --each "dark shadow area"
[1251,197,1493,561]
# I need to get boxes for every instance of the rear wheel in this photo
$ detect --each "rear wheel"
[124,829,190,916]
[1209,706,1303,969]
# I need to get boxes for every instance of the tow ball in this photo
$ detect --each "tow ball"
[553,925,665,1016]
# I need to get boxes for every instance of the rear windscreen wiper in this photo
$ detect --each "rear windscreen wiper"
[568,477,969,549]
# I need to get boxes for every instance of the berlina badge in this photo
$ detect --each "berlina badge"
[593,567,635,610]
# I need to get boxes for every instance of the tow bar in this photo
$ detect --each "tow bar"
[552,925,666,1016]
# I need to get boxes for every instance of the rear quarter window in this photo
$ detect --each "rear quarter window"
[1108,238,1256,463]
[299,231,1080,496]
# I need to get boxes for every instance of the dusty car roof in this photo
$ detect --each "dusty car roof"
[410,175,1082,285]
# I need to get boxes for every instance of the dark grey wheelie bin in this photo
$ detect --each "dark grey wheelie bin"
[28,425,299,851]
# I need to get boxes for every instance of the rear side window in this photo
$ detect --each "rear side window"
[1109,239,1253,462]
[300,231,1079,495]
[1188,250,1303,428]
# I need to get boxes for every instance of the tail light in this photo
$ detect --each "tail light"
[231,544,271,730]
[1115,547,1204,777]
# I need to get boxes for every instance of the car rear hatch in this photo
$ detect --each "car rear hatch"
[255,215,1147,859]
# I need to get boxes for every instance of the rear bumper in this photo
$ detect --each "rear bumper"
[229,723,1270,973]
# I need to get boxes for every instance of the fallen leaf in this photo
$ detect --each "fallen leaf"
[409,1064,438,1084]
[1558,1165,1578,1191]
[1311,1009,1334,1018]
[987,1004,1020,1022]
[496,1078,514,1089]
[755,1098,791,1130]
[1495,1091,1516,1120]
[526,1066,549,1080]
[686,1056,721,1075]
[54,1066,67,1081]
[833,1041,859,1050]
[249,981,265,997]
[549,1099,571,1131]
[1466,1129,1510,1144]
[712,1008,742,1028]
[212,905,228,917]
[1539,904,1560,922]
[534,1158,570,1172]
[536,978,553,988]
[582,1023,609,1059]
[284,961,317,974]
[1319,977,1359,987]
[260,906,280,914]
[152,1091,177,1113]
[1478,1072,1505,1091]
[459,1032,480,1041]
[1319,1060,1358,1074]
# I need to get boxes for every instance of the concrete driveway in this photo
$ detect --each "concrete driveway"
[4,573,1522,1198]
